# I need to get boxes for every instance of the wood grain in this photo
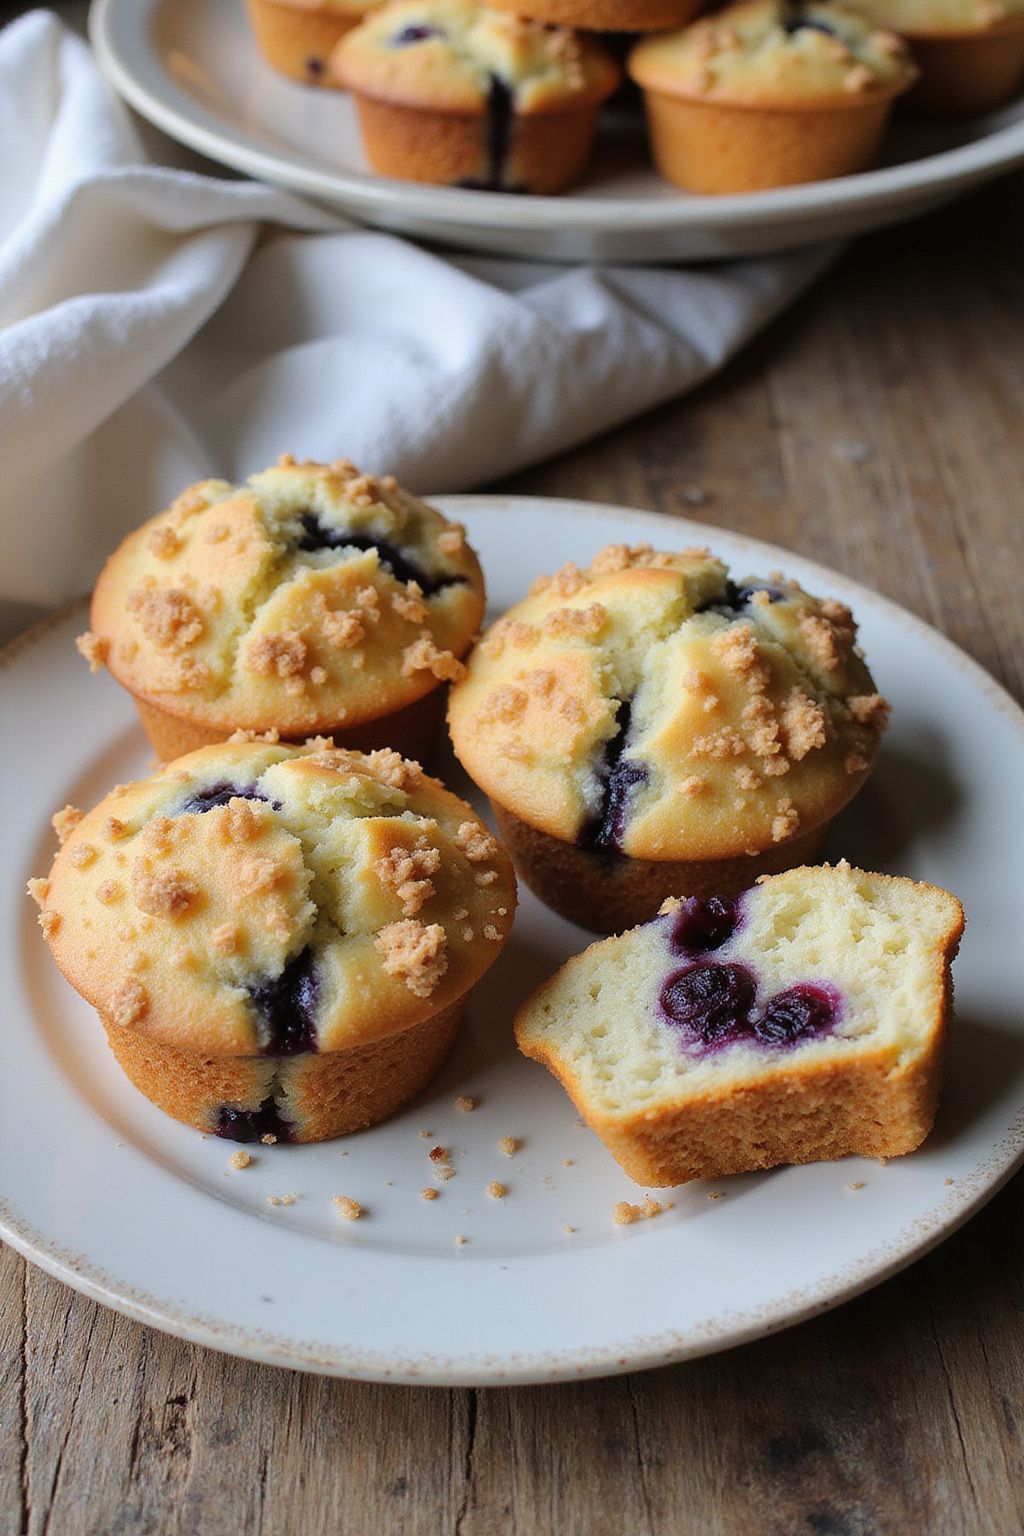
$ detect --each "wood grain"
[3,175,1022,1536]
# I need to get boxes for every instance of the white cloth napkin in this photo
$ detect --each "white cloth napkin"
[0,9,835,639]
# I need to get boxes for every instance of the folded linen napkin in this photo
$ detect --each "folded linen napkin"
[0,9,834,640]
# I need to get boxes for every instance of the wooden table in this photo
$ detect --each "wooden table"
[3,176,1022,1536]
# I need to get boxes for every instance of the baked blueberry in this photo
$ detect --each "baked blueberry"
[80,456,484,763]
[660,961,757,1044]
[31,740,517,1143]
[450,542,889,933]
[515,865,964,1185]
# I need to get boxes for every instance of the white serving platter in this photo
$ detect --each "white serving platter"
[90,0,1024,262]
[3,496,1023,1385]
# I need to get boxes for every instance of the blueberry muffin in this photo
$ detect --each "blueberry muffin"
[516,865,964,1184]
[629,0,917,192]
[848,0,1024,112]
[28,742,516,1142]
[244,0,383,86]
[79,456,484,762]
[486,0,703,32]
[331,0,621,193]
[447,543,890,933]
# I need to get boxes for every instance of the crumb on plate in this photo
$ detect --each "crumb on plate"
[613,1196,663,1226]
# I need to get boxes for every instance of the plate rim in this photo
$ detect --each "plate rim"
[3,493,1024,1386]
[89,0,1024,238]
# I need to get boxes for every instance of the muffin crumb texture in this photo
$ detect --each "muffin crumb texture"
[613,1196,664,1225]
[515,865,964,1186]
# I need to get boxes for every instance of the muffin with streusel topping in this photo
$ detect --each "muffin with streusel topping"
[331,0,620,192]
[244,0,384,86]
[447,544,890,933]
[848,0,1024,113]
[28,741,516,1142]
[629,0,917,192]
[79,457,484,762]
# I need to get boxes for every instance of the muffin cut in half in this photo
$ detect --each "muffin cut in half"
[80,456,484,763]
[244,0,383,85]
[331,0,621,192]
[448,542,890,933]
[629,0,918,192]
[29,741,516,1143]
[515,865,964,1185]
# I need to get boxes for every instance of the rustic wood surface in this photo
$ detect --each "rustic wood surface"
[3,174,1023,1536]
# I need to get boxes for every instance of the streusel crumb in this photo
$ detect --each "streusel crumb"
[401,636,466,683]
[375,919,448,997]
[247,630,306,678]
[127,587,204,649]
[132,867,197,919]
[332,1195,363,1221]
[109,977,149,1028]
[375,843,441,918]
[147,525,180,559]
[454,822,498,864]
[612,1196,663,1225]
[75,632,108,672]
[51,805,84,843]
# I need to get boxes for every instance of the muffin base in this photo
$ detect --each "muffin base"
[244,0,361,85]
[350,95,603,194]
[103,999,464,1143]
[529,1031,946,1186]
[132,683,448,765]
[901,19,1024,116]
[487,0,701,29]
[640,89,900,193]
[491,800,827,933]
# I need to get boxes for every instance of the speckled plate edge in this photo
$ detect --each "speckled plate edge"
[89,0,1024,255]
[2,495,1022,1386]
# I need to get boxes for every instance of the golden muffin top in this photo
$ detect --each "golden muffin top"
[847,0,1023,34]
[81,457,484,736]
[29,741,516,1056]
[332,0,620,112]
[629,0,916,102]
[448,543,890,862]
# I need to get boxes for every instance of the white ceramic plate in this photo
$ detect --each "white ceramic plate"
[3,496,1023,1386]
[90,0,1024,262]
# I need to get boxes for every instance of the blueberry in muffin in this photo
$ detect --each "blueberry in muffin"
[448,542,891,932]
[29,741,516,1142]
[78,456,484,762]
[515,864,964,1184]
[331,0,620,193]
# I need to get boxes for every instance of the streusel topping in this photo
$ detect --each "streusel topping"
[31,741,515,1055]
